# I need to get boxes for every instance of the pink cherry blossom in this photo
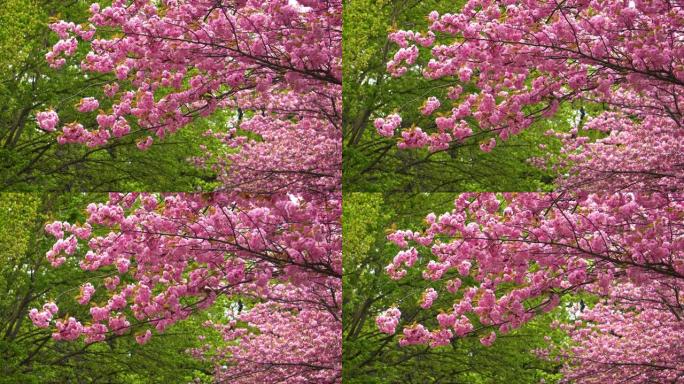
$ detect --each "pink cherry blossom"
[135,329,151,345]
[479,331,496,347]
[374,114,402,137]
[77,97,99,112]
[28,302,58,328]
[421,97,441,116]
[36,110,59,132]
[77,282,95,305]
[376,307,402,335]
[420,288,438,309]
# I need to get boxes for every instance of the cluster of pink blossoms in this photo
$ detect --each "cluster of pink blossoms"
[376,307,401,335]
[552,111,684,191]
[420,97,441,116]
[77,283,95,305]
[45,19,95,68]
[373,114,402,138]
[28,302,58,328]
[36,110,59,132]
[212,89,341,194]
[77,97,99,113]
[420,288,438,309]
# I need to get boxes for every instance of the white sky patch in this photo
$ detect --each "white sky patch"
[223,301,242,320]
[288,193,302,205]
[288,0,312,13]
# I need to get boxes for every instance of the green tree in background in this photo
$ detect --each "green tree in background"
[342,0,567,192]
[343,192,566,383]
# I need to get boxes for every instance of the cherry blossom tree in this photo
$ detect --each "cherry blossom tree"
[36,0,341,193]
[371,3,684,380]
[33,191,342,383]
[30,0,342,382]
[374,0,684,191]
[377,192,684,382]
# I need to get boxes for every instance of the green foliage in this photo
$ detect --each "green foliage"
[0,0,42,79]
[342,0,389,87]
[343,192,565,383]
